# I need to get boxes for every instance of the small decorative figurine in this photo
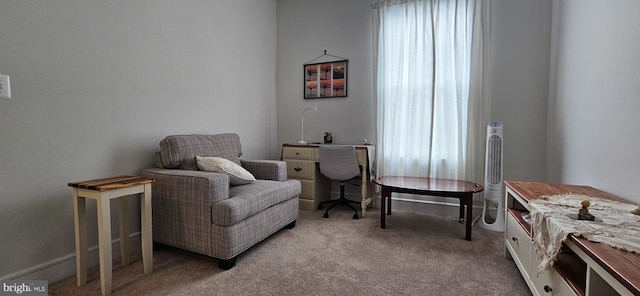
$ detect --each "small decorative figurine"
[578,200,595,221]
[324,132,333,144]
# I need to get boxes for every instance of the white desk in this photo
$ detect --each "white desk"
[282,144,375,217]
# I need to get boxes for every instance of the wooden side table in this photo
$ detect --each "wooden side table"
[69,175,154,296]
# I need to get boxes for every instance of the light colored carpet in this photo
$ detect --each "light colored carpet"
[50,208,531,296]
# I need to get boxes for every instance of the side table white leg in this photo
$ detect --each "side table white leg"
[72,190,87,286]
[96,195,112,296]
[141,183,153,274]
[118,197,130,266]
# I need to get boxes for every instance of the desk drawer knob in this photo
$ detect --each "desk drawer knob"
[294,167,302,172]
[543,285,552,293]
[512,237,518,242]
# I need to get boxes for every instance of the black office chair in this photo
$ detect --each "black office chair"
[317,145,361,219]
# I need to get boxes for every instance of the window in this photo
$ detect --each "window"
[373,0,484,180]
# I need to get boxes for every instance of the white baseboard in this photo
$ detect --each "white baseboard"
[1,233,141,283]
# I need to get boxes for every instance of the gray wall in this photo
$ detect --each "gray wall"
[490,0,552,183]
[547,0,640,203]
[0,0,277,281]
[276,0,376,147]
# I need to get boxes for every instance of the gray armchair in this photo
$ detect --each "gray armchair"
[142,133,300,269]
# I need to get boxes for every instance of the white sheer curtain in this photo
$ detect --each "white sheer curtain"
[372,0,489,182]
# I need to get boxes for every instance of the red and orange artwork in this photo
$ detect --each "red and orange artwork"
[333,62,346,79]
[306,65,318,81]
[320,63,333,80]
[332,79,345,96]
[305,81,318,98]
[319,80,332,97]
[303,59,347,98]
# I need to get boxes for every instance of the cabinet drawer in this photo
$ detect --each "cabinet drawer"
[299,179,314,200]
[285,160,315,180]
[532,245,587,296]
[530,264,553,295]
[548,268,574,296]
[283,147,313,160]
[506,211,531,277]
[531,266,574,296]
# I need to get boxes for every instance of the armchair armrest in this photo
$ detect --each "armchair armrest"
[141,168,230,254]
[240,160,287,181]
[141,168,230,204]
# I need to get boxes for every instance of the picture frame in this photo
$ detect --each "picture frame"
[304,60,347,99]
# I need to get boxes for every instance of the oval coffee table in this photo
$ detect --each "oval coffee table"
[373,176,484,241]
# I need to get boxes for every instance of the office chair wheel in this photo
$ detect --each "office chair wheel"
[323,212,329,218]
[318,204,324,210]
[352,213,359,219]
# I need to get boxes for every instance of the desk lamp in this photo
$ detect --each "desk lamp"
[298,107,318,144]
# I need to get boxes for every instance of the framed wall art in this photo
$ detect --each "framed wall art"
[304,60,348,99]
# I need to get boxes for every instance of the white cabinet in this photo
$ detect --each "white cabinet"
[504,181,639,296]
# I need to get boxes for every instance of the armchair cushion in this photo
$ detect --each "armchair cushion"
[160,133,243,170]
[196,156,255,185]
[212,179,301,226]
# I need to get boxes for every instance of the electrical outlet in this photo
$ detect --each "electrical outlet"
[0,74,11,99]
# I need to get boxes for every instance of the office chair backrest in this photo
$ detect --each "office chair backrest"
[319,145,360,181]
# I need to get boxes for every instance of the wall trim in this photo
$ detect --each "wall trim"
[1,232,141,283]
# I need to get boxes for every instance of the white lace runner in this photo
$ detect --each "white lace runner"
[529,194,640,274]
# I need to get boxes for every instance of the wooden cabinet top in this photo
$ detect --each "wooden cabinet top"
[505,181,629,204]
[505,181,640,294]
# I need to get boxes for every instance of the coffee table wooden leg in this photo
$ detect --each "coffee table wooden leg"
[387,189,392,214]
[464,195,472,241]
[380,187,387,229]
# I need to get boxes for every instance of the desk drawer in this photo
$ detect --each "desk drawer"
[285,160,315,180]
[283,147,313,160]
[299,180,313,200]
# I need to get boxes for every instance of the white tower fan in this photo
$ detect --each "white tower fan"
[480,122,505,232]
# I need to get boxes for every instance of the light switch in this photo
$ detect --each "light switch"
[0,74,11,99]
